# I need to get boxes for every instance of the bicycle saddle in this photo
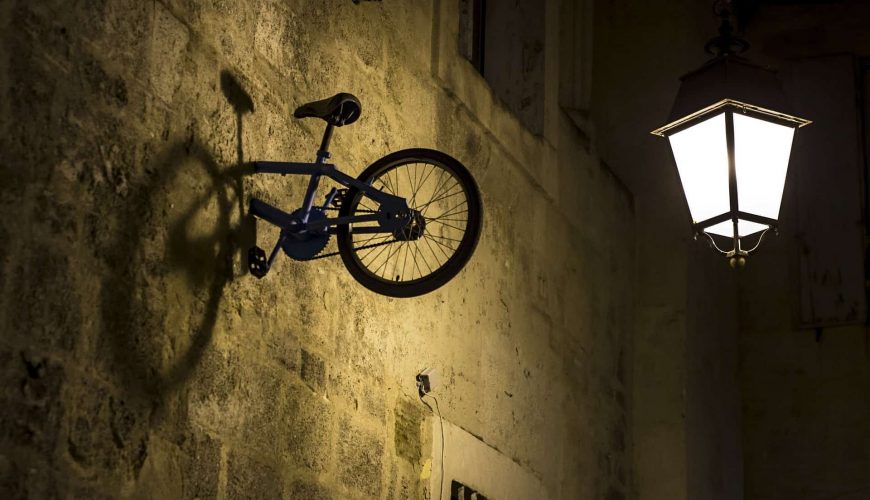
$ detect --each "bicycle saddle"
[293,93,362,127]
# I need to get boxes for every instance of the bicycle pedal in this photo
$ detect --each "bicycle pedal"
[248,246,270,278]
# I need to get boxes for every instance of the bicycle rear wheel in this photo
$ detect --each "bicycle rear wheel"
[336,148,482,297]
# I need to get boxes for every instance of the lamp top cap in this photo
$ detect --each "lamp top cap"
[653,54,810,136]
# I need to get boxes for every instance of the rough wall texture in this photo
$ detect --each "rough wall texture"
[591,1,744,499]
[0,1,634,499]
[593,1,870,499]
[735,5,870,499]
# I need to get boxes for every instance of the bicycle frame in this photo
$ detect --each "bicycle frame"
[249,123,410,234]
[248,123,412,273]
[248,94,480,294]
[250,160,409,234]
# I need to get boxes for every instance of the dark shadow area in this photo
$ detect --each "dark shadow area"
[221,70,255,116]
[220,69,257,277]
[98,70,255,400]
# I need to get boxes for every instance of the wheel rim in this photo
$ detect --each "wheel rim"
[347,160,473,285]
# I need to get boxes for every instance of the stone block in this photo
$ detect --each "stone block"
[0,454,57,500]
[179,430,221,500]
[254,0,288,69]
[0,350,65,458]
[227,449,283,500]
[337,416,384,498]
[288,479,332,500]
[191,347,239,406]
[384,460,422,500]
[327,368,386,422]
[149,3,189,103]
[95,0,152,75]
[64,377,150,480]
[266,333,300,376]
[394,397,423,463]
[300,348,326,392]
[282,383,334,472]
[7,249,80,353]
[78,53,129,108]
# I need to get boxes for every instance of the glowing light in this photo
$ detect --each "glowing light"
[668,113,730,224]
[705,219,768,238]
[734,113,795,220]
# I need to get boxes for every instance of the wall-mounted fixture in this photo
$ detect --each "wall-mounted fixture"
[247,93,482,297]
[652,0,811,267]
[416,367,439,397]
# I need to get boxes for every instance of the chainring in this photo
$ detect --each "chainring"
[281,208,330,261]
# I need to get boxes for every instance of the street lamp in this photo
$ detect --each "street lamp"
[652,1,811,267]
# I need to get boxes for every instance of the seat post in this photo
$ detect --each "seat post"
[300,123,335,224]
[317,123,335,163]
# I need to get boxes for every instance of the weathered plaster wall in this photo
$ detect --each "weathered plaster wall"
[592,1,744,499]
[0,1,634,499]
[735,4,870,499]
[594,1,870,500]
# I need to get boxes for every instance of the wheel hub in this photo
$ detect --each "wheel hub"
[393,210,426,241]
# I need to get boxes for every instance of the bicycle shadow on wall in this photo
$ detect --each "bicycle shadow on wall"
[98,70,255,400]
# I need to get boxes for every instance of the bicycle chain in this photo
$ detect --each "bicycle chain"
[300,206,397,261]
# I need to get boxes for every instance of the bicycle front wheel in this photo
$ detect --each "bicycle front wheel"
[336,148,482,298]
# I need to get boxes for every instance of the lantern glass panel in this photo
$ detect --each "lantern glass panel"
[734,113,795,220]
[668,113,730,223]
[705,219,768,238]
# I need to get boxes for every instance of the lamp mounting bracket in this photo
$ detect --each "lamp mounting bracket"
[705,0,750,56]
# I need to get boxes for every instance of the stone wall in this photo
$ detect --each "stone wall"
[593,1,870,499]
[0,1,634,499]
[591,1,745,499]
[735,4,870,499]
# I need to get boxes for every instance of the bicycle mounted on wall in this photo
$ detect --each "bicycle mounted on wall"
[248,93,483,297]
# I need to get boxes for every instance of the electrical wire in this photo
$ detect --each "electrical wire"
[420,392,445,500]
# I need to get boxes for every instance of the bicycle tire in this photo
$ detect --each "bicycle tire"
[336,148,482,297]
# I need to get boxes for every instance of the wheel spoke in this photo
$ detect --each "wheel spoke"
[428,202,468,220]
[359,197,379,213]
[411,241,426,279]
[373,243,397,277]
[414,240,441,275]
[400,241,410,281]
[424,234,454,260]
[361,239,395,266]
[354,233,392,248]
[412,163,422,201]
[426,219,467,232]
[424,216,468,223]
[413,162,439,206]
[405,164,416,206]
[424,168,449,209]
[423,177,457,211]
[422,232,447,267]
[420,188,464,213]
[342,157,475,287]
[376,178,394,195]
[428,233,463,243]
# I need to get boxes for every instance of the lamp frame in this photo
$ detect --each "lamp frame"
[652,98,811,258]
